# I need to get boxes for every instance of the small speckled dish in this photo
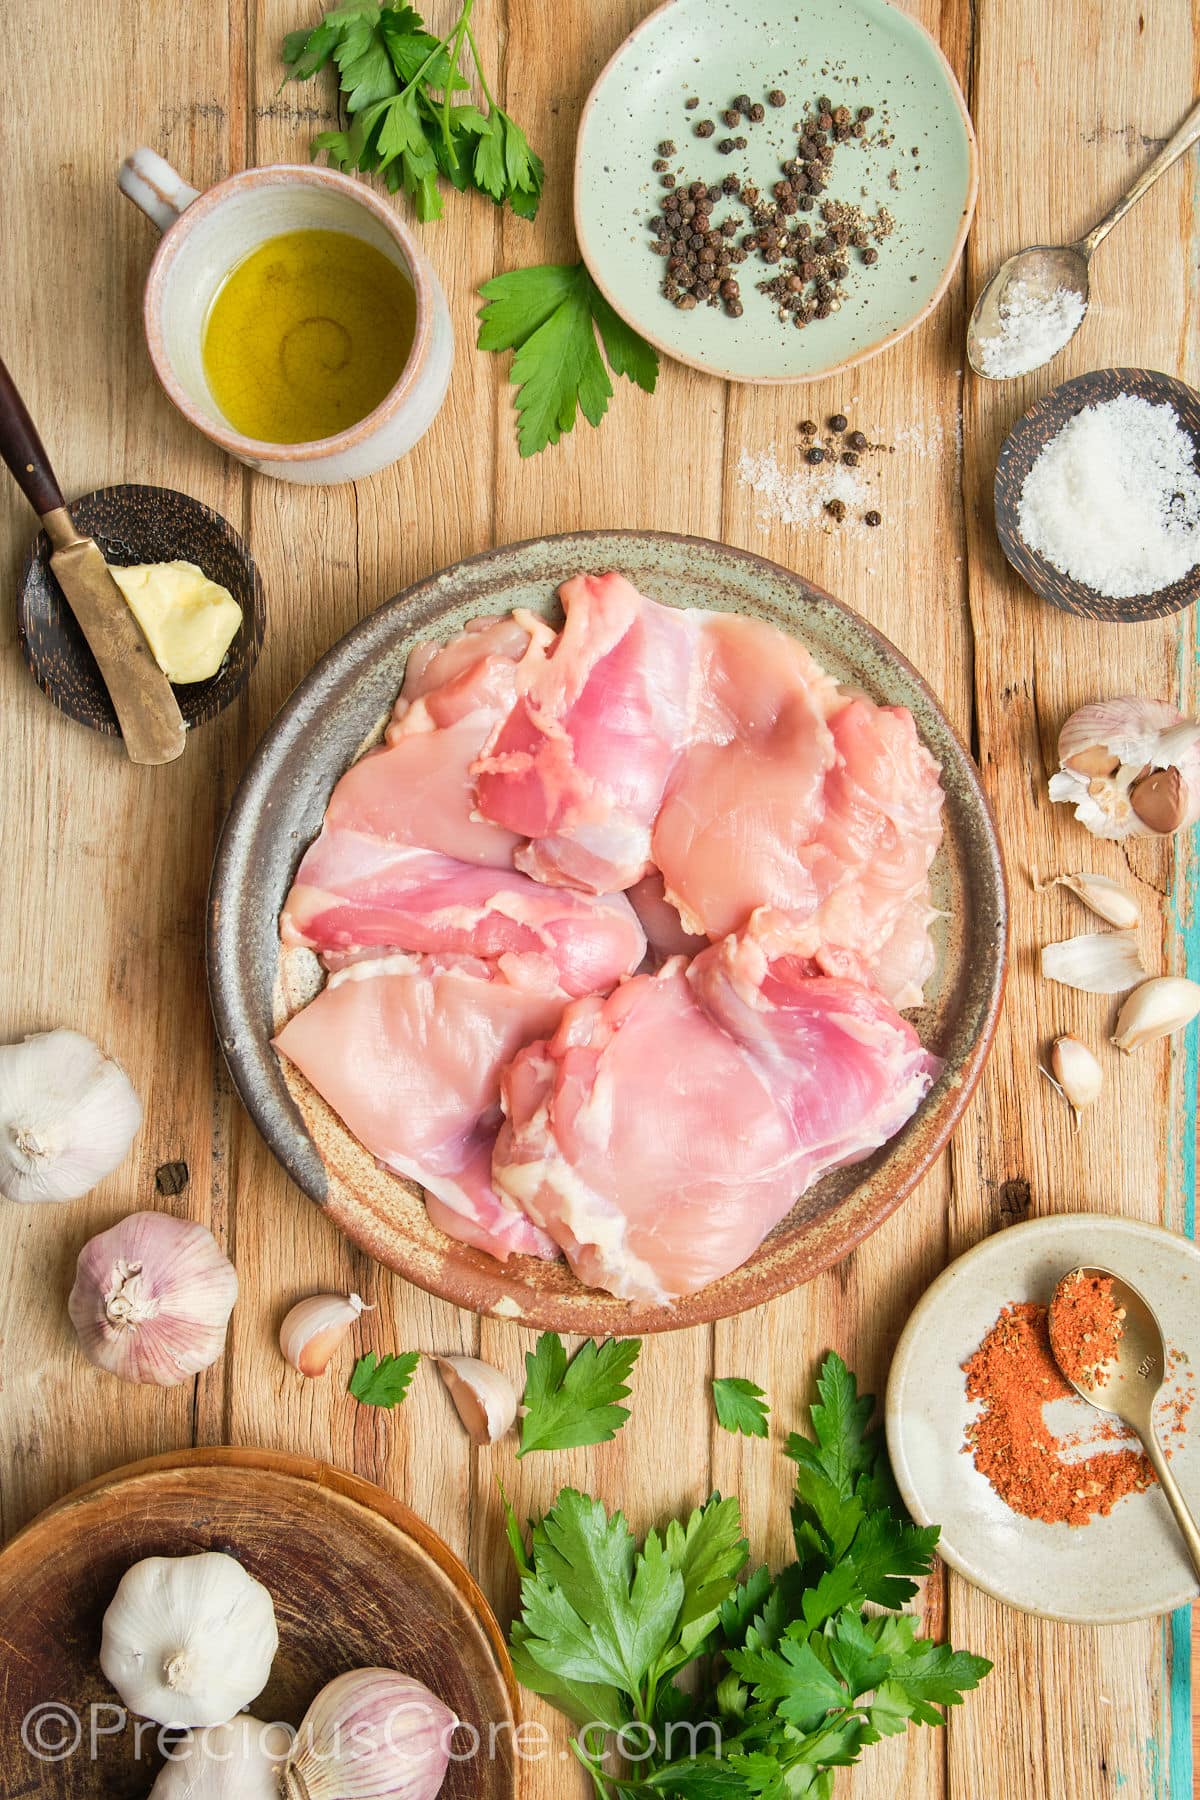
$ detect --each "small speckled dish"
[209,530,1006,1334]
[886,1213,1200,1624]
[17,483,264,736]
[994,367,1200,623]
[574,0,977,382]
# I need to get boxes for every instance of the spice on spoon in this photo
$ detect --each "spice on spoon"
[1048,1267,1126,1389]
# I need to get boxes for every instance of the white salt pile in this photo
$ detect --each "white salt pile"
[737,446,870,531]
[976,278,1085,378]
[1017,394,1200,598]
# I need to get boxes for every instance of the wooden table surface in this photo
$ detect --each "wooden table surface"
[1,1,1196,1796]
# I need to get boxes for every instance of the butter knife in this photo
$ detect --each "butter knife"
[0,354,186,764]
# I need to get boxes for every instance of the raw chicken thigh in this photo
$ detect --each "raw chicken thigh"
[282,827,644,997]
[493,936,938,1304]
[473,572,696,893]
[273,952,563,1261]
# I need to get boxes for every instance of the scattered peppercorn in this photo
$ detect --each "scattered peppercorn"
[848,430,868,450]
[695,118,715,136]
[685,95,699,109]
[858,105,874,119]
[829,412,848,432]
[748,102,765,122]
[652,158,669,172]
[733,135,748,149]
[717,138,735,154]
[658,139,676,155]
[767,88,786,106]
[841,451,859,467]
[806,446,825,464]
[733,93,752,114]
[861,247,879,265]
[864,510,881,526]
[825,498,847,522]
[799,419,817,435]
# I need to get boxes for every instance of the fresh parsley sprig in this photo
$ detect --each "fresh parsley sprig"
[518,1332,641,1457]
[349,1349,420,1407]
[505,1352,991,1795]
[282,1,543,222]
[712,1376,771,1439]
[477,263,659,456]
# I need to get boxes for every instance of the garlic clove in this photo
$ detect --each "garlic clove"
[149,1716,289,1798]
[69,1211,238,1386]
[1051,697,1200,841]
[280,1291,370,1377]
[284,1668,457,1800]
[1129,766,1188,834]
[101,1551,278,1729]
[1033,869,1140,929]
[1111,976,1200,1054]
[436,1355,519,1444]
[1040,1035,1103,1132]
[0,1028,142,1204]
[1040,931,1146,994]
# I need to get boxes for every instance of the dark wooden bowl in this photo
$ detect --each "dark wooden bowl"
[0,1447,516,1798]
[17,484,265,734]
[994,367,1200,623]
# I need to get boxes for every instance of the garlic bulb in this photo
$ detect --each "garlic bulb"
[101,1551,278,1728]
[280,1290,370,1376]
[69,1210,237,1386]
[1112,976,1200,1053]
[0,1028,142,1203]
[1040,1036,1103,1131]
[149,1717,290,1797]
[1049,697,1200,840]
[436,1355,519,1444]
[1033,869,1140,929]
[284,1668,457,1800]
[1040,931,1145,993]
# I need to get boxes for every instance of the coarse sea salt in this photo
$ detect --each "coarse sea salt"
[976,278,1085,379]
[1017,394,1200,598]
[737,446,871,531]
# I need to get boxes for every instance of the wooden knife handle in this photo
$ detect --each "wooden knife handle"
[0,354,65,517]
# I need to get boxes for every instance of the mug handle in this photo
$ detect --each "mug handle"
[119,148,201,233]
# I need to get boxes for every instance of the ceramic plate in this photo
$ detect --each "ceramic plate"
[0,1448,515,1798]
[209,530,1006,1333]
[886,1213,1200,1624]
[574,0,977,382]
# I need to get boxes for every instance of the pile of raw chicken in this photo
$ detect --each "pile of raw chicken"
[275,573,945,1306]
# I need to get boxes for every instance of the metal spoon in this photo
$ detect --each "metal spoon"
[967,95,1200,380]
[1049,1265,1200,1578]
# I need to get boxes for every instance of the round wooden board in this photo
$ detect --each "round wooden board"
[209,529,1007,1333]
[0,1447,517,1798]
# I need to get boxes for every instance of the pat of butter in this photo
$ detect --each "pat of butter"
[109,559,242,684]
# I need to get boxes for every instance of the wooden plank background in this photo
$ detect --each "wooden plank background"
[0,0,1195,1795]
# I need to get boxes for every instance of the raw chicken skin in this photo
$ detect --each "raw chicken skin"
[327,612,555,869]
[273,952,561,1261]
[493,938,938,1304]
[473,573,696,893]
[626,870,708,962]
[281,826,644,998]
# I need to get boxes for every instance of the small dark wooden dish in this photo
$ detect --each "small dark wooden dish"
[0,1447,517,1799]
[17,483,265,734]
[994,367,1200,623]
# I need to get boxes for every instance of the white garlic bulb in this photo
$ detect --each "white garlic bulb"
[280,1291,370,1376]
[101,1551,278,1728]
[436,1355,518,1444]
[1049,697,1200,840]
[284,1668,457,1800]
[0,1028,142,1203]
[69,1210,238,1386]
[149,1716,290,1797]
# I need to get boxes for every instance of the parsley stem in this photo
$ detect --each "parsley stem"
[440,0,474,150]
[465,20,496,112]
[568,1737,613,1799]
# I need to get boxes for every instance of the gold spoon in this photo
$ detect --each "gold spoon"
[967,95,1200,380]
[1048,1265,1200,1578]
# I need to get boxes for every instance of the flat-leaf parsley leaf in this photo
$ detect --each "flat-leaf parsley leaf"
[712,1375,771,1438]
[349,1349,420,1408]
[517,1331,640,1457]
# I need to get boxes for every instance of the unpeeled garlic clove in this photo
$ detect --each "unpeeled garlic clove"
[1040,1036,1103,1131]
[1111,976,1200,1054]
[1040,931,1146,994]
[1033,869,1140,929]
[69,1211,237,1386]
[283,1668,456,1800]
[0,1028,142,1204]
[1050,697,1200,841]
[436,1355,519,1444]
[149,1717,289,1798]
[280,1291,370,1377]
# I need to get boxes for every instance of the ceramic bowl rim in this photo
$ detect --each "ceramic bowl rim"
[572,0,979,385]
[208,527,1007,1331]
[142,164,436,463]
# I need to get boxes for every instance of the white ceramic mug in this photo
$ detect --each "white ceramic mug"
[119,148,454,485]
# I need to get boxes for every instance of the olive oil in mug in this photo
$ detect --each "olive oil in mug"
[201,229,417,444]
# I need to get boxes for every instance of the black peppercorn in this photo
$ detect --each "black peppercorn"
[829,413,848,432]
[676,292,698,309]
[841,451,859,467]
[717,138,735,154]
[864,510,881,526]
[722,108,740,127]
[658,139,676,155]
[696,118,715,136]
[767,89,786,106]
[805,446,825,464]
[848,430,868,450]
[726,299,744,317]
[861,247,879,265]
[661,173,676,188]
[733,93,752,113]
[748,102,765,122]
[825,498,847,522]
[858,105,874,119]
[799,419,817,435]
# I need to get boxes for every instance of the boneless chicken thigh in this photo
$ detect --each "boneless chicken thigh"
[273,953,563,1262]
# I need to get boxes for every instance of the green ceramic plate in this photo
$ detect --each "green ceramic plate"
[575,0,977,382]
